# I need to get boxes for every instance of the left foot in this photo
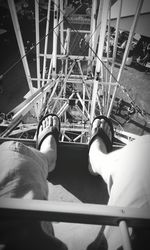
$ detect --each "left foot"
[38,115,60,172]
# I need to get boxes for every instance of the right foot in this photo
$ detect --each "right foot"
[88,116,113,175]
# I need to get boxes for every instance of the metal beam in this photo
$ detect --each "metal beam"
[52,0,59,76]
[0,81,54,137]
[107,0,123,113]
[35,0,41,89]
[119,221,132,250]
[90,0,111,122]
[107,0,144,117]
[89,0,97,58]
[0,198,150,228]
[7,0,34,94]
[41,0,52,87]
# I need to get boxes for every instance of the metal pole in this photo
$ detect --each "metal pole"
[51,61,76,112]
[7,0,34,94]
[59,0,64,55]
[41,0,52,87]
[89,0,97,58]
[35,0,41,90]
[104,1,111,115]
[77,60,85,115]
[107,0,144,117]
[93,0,104,54]
[1,198,150,227]
[119,221,132,250]
[106,0,122,113]
[90,0,111,122]
[52,0,59,77]
[95,0,111,74]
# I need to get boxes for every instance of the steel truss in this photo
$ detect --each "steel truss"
[0,0,145,144]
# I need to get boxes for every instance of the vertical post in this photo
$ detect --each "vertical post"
[93,0,104,54]
[64,28,71,97]
[107,0,144,117]
[119,221,132,250]
[7,0,34,94]
[8,0,39,117]
[104,2,111,115]
[106,3,111,83]
[59,0,64,55]
[90,0,111,122]
[89,0,97,58]
[52,0,59,77]
[95,0,110,74]
[35,0,41,90]
[41,0,52,87]
[106,0,122,113]
[64,28,71,55]
[77,60,86,116]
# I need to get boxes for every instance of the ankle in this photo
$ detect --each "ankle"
[40,136,56,153]
[89,138,108,175]
[89,137,108,154]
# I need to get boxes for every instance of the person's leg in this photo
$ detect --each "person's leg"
[0,114,68,250]
[88,116,114,191]
[0,115,59,199]
[88,116,150,250]
[34,114,59,173]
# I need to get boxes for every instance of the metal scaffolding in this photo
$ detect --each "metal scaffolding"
[0,0,145,144]
[0,1,150,249]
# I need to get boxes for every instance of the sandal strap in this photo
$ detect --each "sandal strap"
[36,114,60,150]
[89,116,114,153]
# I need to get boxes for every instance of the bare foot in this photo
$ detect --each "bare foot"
[39,115,59,172]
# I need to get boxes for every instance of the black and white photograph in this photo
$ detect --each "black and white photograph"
[0,0,150,249]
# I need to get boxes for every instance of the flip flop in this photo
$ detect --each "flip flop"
[89,115,114,153]
[36,114,60,150]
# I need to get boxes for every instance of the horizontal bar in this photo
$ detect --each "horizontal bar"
[0,198,150,228]
[39,53,91,60]
[30,78,118,87]
[61,128,89,132]
[63,29,90,33]
[39,53,112,62]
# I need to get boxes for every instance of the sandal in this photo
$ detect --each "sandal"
[36,114,60,150]
[89,115,114,153]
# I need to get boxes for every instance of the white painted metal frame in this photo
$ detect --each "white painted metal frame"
[2,0,145,143]
[0,2,149,246]
[0,198,150,250]
[107,0,144,117]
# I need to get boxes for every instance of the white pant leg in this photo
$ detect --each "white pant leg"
[102,135,150,250]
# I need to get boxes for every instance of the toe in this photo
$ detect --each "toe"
[53,115,59,130]
[92,118,101,130]
[45,117,49,127]
[42,119,46,129]
[49,116,52,126]
[39,124,43,133]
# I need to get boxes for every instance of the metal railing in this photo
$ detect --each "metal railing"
[0,198,150,250]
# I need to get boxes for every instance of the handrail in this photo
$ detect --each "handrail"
[0,198,150,228]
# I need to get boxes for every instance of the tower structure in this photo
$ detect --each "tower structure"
[0,0,145,144]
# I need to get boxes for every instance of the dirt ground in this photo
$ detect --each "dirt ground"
[111,61,150,136]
